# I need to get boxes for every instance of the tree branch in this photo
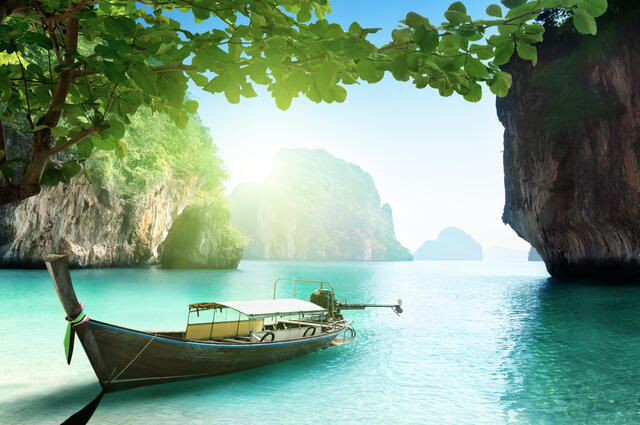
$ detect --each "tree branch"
[37,16,78,130]
[46,21,64,64]
[15,52,34,130]
[150,64,199,72]
[22,15,79,186]
[49,0,92,23]
[29,0,49,18]
[0,120,9,184]
[48,124,107,155]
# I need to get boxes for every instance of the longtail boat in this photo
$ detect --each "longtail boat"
[46,254,403,392]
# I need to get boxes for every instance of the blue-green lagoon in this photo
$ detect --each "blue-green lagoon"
[1,260,640,424]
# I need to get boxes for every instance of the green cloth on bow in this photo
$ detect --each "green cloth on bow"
[64,310,87,364]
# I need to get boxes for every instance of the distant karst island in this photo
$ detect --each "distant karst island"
[414,227,483,261]
[228,149,412,261]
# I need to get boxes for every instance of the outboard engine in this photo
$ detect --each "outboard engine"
[310,288,403,318]
[310,289,339,318]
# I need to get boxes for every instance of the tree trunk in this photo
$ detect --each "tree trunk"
[0,16,80,205]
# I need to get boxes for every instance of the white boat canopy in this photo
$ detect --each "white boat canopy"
[189,298,326,318]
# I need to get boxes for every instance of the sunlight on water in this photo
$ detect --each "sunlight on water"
[1,261,640,424]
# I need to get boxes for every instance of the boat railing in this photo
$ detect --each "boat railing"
[273,277,335,299]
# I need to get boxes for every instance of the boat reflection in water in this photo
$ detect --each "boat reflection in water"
[46,254,402,391]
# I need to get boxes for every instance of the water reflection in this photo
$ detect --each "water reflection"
[501,278,640,424]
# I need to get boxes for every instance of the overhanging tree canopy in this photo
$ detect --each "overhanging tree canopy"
[0,0,608,204]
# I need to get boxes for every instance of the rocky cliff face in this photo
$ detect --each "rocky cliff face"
[0,173,199,268]
[228,149,412,261]
[497,4,640,278]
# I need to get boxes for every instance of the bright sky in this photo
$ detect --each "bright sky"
[172,1,531,253]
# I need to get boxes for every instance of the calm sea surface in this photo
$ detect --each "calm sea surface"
[1,260,639,424]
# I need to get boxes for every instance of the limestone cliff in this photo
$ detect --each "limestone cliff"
[497,2,640,278]
[0,173,199,268]
[0,107,235,269]
[228,149,412,261]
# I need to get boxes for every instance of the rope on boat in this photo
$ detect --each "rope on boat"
[60,334,158,425]
[110,334,158,384]
[63,303,90,365]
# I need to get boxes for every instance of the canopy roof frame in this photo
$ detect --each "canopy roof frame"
[188,298,326,319]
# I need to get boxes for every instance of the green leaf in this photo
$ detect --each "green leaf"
[184,100,198,114]
[405,12,429,28]
[275,93,292,110]
[192,7,210,21]
[524,23,545,34]
[332,85,347,103]
[34,85,50,107]
[413,26,439,53]
[470,44,494,60]
[103,120,125,139]
[51,127,69,137]
[356,60,383,83]
[61,160,81,179]
[76,139,93,159]
[343,37,375,59]
[486,4,503,17]
[41,163,65,186]
[489,70,513,97]
[444,10,470,25]
[573,8,598,34]
[297,4,312,22]
[501,0,527,8]
[463,82,482,102]
[156,42,176,56]
[404,12,431,28]
[390,54,410,82]
[580,0,608,17]
[191,74,208,87]
[224,84,240,104]
[115,140,127,159]
[392,28,412,43]
[435,78,454,97]
[447,2,467,13]
[240,82,258,98]
[434,56,457,72]
[348,22,363,36]
[493,40,515,65]
[171,108,189,129]
[498,23,519,35]
[464,57,489,79]
[92,135,116,150]
[516,41,538,65]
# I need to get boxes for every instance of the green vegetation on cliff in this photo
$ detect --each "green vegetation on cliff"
[229,149,411,261]
[159,199,246,269]
[82,107,226,198]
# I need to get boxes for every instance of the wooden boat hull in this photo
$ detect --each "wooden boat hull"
[78,320,344,391]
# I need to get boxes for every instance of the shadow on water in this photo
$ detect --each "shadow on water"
[501,277,640,424]
[3,345,342,423]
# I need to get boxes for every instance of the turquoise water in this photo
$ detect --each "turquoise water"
[1,260,640,424]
